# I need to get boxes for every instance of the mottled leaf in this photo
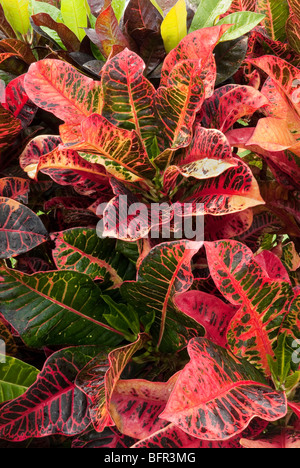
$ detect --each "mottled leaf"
[94,4,129,58]
[205,240,294,375]
[0,177,30,203]
[0,197,48,258]
[160,337,287,440]
[0,346,101,441]
[24,59,102,124]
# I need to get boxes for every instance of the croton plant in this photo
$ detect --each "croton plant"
[0,0,299,449]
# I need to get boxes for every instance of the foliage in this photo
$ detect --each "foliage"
[0,0,299,449]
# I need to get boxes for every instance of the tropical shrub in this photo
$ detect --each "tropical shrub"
[0,0,299,449]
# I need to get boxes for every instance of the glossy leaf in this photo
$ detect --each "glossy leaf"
[175,159,265,216]
[101,48,158,154]
[0,104,22,154]
[160,0,187,53]
[31,12,81,52]
[110,375,178,439]
[0,0,30,35]
[205,240,294,375]
[200,84,269,133]
[0,346,101,441]
[94,4,129,58]
[0,177,30,203]
[60,0,88,41]
[0,197,48,258]
[174,290,237,347]
[155,59,205,149]
[160,25,230,95]
[0,38,36,64]
[121,240,204,350]
[286,14,300,55]
[24,59,102,124]
[133,420,268,448]
[189,0,232,32]
[160,337,287,440]
[0,262,124,347]
[167,125,237,180]
[0,355,39,404]
[67,113,155,181]
[4,74,37,128]
[217,12,265,42]
[256,0,289,42]
[76,335,148,433]
[51,227,136,284]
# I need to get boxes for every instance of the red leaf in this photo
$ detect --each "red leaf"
[160,338,287,440]
[24,59,102,124]
[255,250,291,284]
[174,290,237,347]
[0,104,22,154]
[0,177,30,203]
[160,25,231,97]
[205,240,294,375]
[4,75,37,128]
[94,4,130,58]
[0,347,99,441]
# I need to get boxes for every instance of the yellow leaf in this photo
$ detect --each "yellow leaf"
[161,0,187,53]
[0,0,30,35]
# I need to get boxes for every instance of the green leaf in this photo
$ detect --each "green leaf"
[102,295,140,342]
[189,0,233,32]
[0,355,39,404]
[60,0,88,41]
[111,0,126,22]
[0,0,30,35]
[217,11,265,42]
[256,0,289,42]
[161,0,187,53]
[0,262,124,348]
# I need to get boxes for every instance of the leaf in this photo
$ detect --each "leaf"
[50,227,135,284]
[67,113,155,181]
[60,0,88,41]
[0,263,124,347]
[160,0,187,53]
[217,12,265,42]
[101,48,158,155]
[254,250,291,283]
[205,240,294,375]
[0,104,22,154]
[24,59,102,124]
[214,35,248,86]
[174,290,237,347]
[0,38,36,64]
[0,355,39,404]
[286,14,300,55]
[240,429,300,448]
[160,337,287,440]
[110,375,178,439]
[0,197,49,258]
[121,240,204,350]
[200,84,269,133]
[0,4,16,38]
[19,134,61,177]
[76,335,148,433]
[175,159,265,216]
[160,25,230,93]
[256,0,289,42]
[133,419,268,448]
[32,147,109,196]
[0,177,30,203]
[94,4,129,58]
[4,74,37,129]
[155,59,205,149]
[167,125,237,181]
[0,346,101,441]
[0,0,30,35]
[31,13,81,52]
[189,0,232,32]
[123,0,163,42]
